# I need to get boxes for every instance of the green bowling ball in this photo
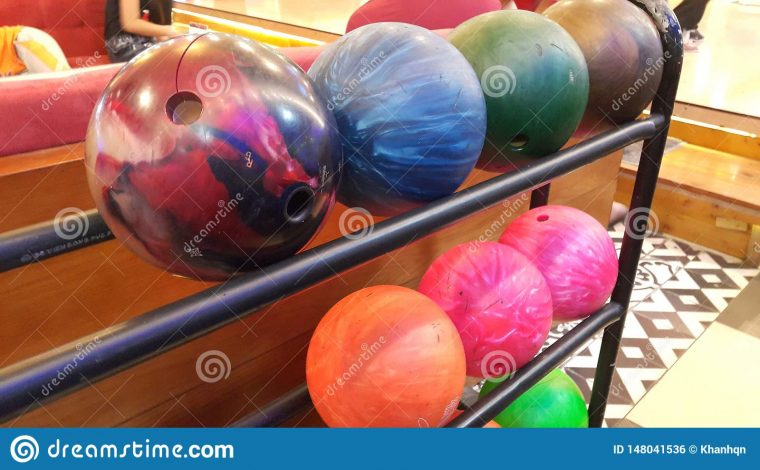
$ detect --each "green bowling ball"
[449,10,589,172]
[479,369,588,428]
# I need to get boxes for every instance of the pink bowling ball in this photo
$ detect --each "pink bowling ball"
[499,205,618,321]
[418,242,553,378]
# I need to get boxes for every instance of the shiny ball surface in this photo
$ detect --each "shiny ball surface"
[499,205,618,321]
[86,33,341,280]
[309,22,486,216]
[306,285,467,427]
[449,10,589,172]
[418,242,553,378]
[480,369,588,428]
[544,0,664,127]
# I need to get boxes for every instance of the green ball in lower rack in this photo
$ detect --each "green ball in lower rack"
[479,369,588,428]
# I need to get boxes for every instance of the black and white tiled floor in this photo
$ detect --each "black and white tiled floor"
[548,223,759,427]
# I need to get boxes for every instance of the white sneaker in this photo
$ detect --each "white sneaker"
[683,30,702,52]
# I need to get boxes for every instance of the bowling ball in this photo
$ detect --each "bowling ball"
[449,10,588,172]
[85,33,341,280]
[499,205,617,321]
[306,285,466,427]
[544,0,664,128]
[479,369,588,428]
[308,23,486,216]
[418,242,553,378]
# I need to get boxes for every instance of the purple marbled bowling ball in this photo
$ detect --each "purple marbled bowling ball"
[85,33,341,280]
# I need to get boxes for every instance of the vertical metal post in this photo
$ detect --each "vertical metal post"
[529,184,550,208]
[588,0,683,427]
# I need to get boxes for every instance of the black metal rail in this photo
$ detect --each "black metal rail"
[231,383,312,428]
[0,209,113,272]
[0,0,682,428]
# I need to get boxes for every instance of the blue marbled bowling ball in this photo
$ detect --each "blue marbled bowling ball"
[308,23,486,216]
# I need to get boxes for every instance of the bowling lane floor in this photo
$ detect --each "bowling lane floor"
[545,223,758,427]
[673,0,760,118]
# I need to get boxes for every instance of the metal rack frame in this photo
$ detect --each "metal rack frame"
[0,0,682,428]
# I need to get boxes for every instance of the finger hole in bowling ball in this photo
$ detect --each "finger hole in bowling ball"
[166,91,203,125]
[509,134,529,150]
[537,214,549,222]
[283,184,315,223]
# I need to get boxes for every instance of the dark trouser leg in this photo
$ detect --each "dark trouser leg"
[674,0,710,30]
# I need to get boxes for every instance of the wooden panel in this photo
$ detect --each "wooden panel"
[666,115,760,161]
[0,146,92,232]
[672,102,760,135]
[117,332,313,427]
[616,172,760,260]
[622,143,760,211]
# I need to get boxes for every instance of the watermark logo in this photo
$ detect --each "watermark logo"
[468,194,529,252]
[338,207,375,240]
[184,194,243,257]
[481,65,517,98]
[625,207,660,240]
[325,52,386,110]
[196,65,231,98]
[325,337,386,397]
[195,350,231,383]
[417,399,459,428]
[480,350,517,380]
[610,51,671,112]
[41,338,102,397]
[54,207,89,241]
[10,435,39,463]
[41,51,102,111]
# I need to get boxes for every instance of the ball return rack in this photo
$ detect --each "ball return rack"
[0,0,682,428]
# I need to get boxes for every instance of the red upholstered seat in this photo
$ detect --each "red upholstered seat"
[0,45,326,157]
[0,0,109,66]
[346,0,502,32]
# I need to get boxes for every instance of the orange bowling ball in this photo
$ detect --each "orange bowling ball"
[306,285,467,427]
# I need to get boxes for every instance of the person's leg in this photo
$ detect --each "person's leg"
[674,0,710,31]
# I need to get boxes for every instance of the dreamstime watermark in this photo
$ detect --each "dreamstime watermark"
[468,194,529,252]
[183,193,244,257]
[196,65,231,98]
[610,51,672,113]
[8,435,234,462]
[195,350,231,383]
[624,207,660,240]
[481,65,517,98]
[609,342,657,399]
[10,435,39,463]
[480,350,517,380]
[338,206,375,240]
[40,51,102,111]
[416,397,460,428]
[325,337,386,397]
[40,337,102,397]
[54,207,90,241]
[325,52,386,110]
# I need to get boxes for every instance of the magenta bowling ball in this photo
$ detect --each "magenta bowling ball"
[85,33,341,280]
[418,242,553,378]
[499,205,618,321]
